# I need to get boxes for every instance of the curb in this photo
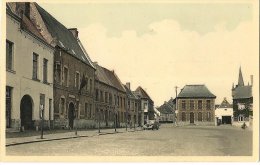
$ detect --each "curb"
[6,129,143,147]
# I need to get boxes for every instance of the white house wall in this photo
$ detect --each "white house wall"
[6,14,54,130]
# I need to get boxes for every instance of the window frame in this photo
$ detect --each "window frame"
[6,40,14,71]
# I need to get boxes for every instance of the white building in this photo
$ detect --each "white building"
[215,98,233,125]
[6,3,54,131]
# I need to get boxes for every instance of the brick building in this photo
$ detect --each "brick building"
[25,2,96,129]
[177,85,216,126]
[94,63,127,128]
[124,83,140,128]
[232,67,253,122]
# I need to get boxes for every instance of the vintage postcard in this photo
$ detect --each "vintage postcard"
[1,0,259,162]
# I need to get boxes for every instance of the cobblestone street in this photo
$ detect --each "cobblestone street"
[6,124,252,156]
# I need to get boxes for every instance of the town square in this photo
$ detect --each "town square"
[3,1,258,161]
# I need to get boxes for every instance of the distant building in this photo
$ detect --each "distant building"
[124,83,140,127]
[215,98,233,125]
[6,3,55,131]
[177,85,216,126]
[134,87,154,126]
[232,67,253,122]
[157,98,175,123]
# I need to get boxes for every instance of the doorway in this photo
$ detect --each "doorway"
[190,112,194,124]
[20,95,33,129]
[222,116,232,124]
[68,102,75,129]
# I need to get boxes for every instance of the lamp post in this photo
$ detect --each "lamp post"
[40,104,44,139]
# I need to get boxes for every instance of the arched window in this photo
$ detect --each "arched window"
[182,112,186,121]
[198,112,202,121]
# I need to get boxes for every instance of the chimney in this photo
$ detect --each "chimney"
[15,2,30,18]
[68,28,79,38]
[250,75,253,86]
[126,82,130,90]
[24,2,30,18]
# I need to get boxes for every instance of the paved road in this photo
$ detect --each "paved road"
[6,125,252,156]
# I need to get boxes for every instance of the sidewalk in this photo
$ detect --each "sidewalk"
[6,127,143,147]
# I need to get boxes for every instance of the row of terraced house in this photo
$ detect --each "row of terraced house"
[5,2,155,131]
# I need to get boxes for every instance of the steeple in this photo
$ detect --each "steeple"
[238,66,244,86]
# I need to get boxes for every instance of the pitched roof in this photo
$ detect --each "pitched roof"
[94,63,125,93]
[35,3,94,68]
[177,85,216,98]
[134,86,153,102]
[233,86,252,99]
[6,3,53,50]
[218,98,233,108]
[124,85,138,99]
[158,102,174,114]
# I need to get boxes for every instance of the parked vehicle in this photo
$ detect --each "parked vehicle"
[143,120,160,130]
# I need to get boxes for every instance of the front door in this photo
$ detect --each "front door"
[190,112,194,124]
[68,103,75,129]
[20,95,33,129]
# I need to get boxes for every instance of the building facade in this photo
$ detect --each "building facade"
[232,67,253,123]
[215,98,233,125]
[94,63,127,128]
[177,85,216,126]
[157,98,175,123]
[124,83,140,128]
[6,3,55,131]
[134,87,154,126]
[13,2,97,129]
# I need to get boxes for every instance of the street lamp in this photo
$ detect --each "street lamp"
[40,104,44,139]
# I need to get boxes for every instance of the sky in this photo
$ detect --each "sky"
[39,1,258,107]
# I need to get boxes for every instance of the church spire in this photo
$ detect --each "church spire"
[238,66,244,86]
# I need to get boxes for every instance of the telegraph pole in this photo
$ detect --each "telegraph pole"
[174,86,178,126]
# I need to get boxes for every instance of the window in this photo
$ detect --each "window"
[60,98,65,115]
[198,100,202,110]
[6,40,14,70]
[105,92,108,103]
[100,91,104,102]
[144,103,148,109]
[89,79,92,94]
[63,67,68,86]
[89,104,92,118]
[114,94,117,105]
[123,98,125,108]
[76,101,79,119]
[181,112,186,121]
[190,100,194,110]
[43,58,48,83]
[198,112,202,121]
[95,89,99,101]
[75,72,80,89]
[32,53,39,80]
[40,94,45,119]
[109,93,112,105]
[207,112,211,121]
[120,97,122,107]
[182,100,186,110]
[85,77,88,91]
[206,100,211,110]
[84,103,88,118]
[55,62,61,84]
[117,96,119,106]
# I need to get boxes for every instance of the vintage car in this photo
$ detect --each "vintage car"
[143,120,160,130]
